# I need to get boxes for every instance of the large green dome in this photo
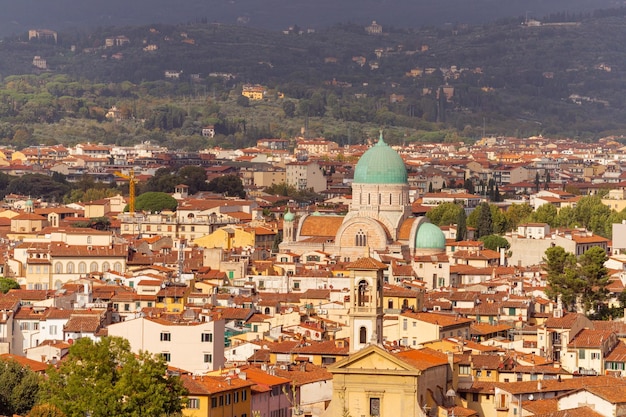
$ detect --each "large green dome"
[353,133,407,184]
[415,222,446,250]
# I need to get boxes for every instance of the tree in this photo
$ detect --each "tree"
[0,358,41,416]
[476,202,493,238]
[426,202,463,226]
[479,234,510,251]
[207,175,245,198]
[456,208,467,242]
[133,192,178,212]
[577,246,609,313]
[177,165,208,194]
[236,95,250,107]
[544,246,580,312]
[504,203,533,231]
[534,171,540,192]
[28,403,66,417]
[6,174,70,203]
[530,203,558,226]
[40,337,187,417]
[282,101,296,118]
[0,277,20,293]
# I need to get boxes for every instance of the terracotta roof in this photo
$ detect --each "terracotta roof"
[402,311,473,327]
[346,257,387,270]
[63,314,102,333]
[544,313,585,329]
[394,347,449,371]
[521,398,558,415]
[181,374,254,395]
[495,375,626,395]
[567,329,614,348]
[582,384,626,403]
[299,215,344,237]
[533,407,604,417]
[0,353,48,372]
[606,340,626,362]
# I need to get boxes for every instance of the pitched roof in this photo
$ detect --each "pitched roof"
[299,215,344,237]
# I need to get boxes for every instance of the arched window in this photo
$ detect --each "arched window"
[359,326,367,344]
[90,262,98,272]
[264,307,270,314]
[78,262,86,274]
[54,262,62,274]
[114,262,122,273]
[355,230,367,247]
[102,262,110,272]
[67,262,75,274]
[358,280,368,306]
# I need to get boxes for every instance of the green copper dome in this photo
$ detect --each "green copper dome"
[284,209,295,222]
[415,222,446,250]
[353,132,407,184]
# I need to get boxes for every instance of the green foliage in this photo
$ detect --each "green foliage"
[0,359,41,416]
[177,165,209,194]
[282,100,296,118]
[134,192,178,212]
[577,246,609,313]
[236,95,250,107]
[207,175,246,198]
[456,208,467,242]
[0,277,20,293]
[475,202,493,238]
[479,234,510,251]
[71,217,111,231]
[503,203,533,231]
[544,246,610,314]
[40,337,187,417]
[529,203,559,226]
[426,202,464,227]
[265,182,298,196]
[6,174,70,203]
[28,403,67,417]
[544,246,580,311]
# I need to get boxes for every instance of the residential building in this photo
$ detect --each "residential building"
[181,374,253,417]
[107,315,225,373]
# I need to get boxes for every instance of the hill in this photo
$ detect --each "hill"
[2,10,626,147]
[0,0,617,37]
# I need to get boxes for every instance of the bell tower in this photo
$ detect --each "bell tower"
[347,257,386,353]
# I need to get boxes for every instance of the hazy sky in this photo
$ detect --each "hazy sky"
[0,0,616,37]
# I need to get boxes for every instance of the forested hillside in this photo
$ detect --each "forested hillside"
[2,9,626,148]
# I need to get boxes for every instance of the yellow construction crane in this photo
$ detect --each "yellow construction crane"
[114,168,137,213]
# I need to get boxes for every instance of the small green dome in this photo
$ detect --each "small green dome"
[353,132,407,184]
[25,199,33,207]
[415,222,446,250]
[284,209,295,222]
[312,210,322,216]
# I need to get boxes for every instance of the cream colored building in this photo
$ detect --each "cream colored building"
[107,315,225,373]
[387,311,473,348]
[286,161,326,192]
[11,229,127,289]
[324,344,448,417]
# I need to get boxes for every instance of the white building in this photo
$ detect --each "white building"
[107,315,225,373]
